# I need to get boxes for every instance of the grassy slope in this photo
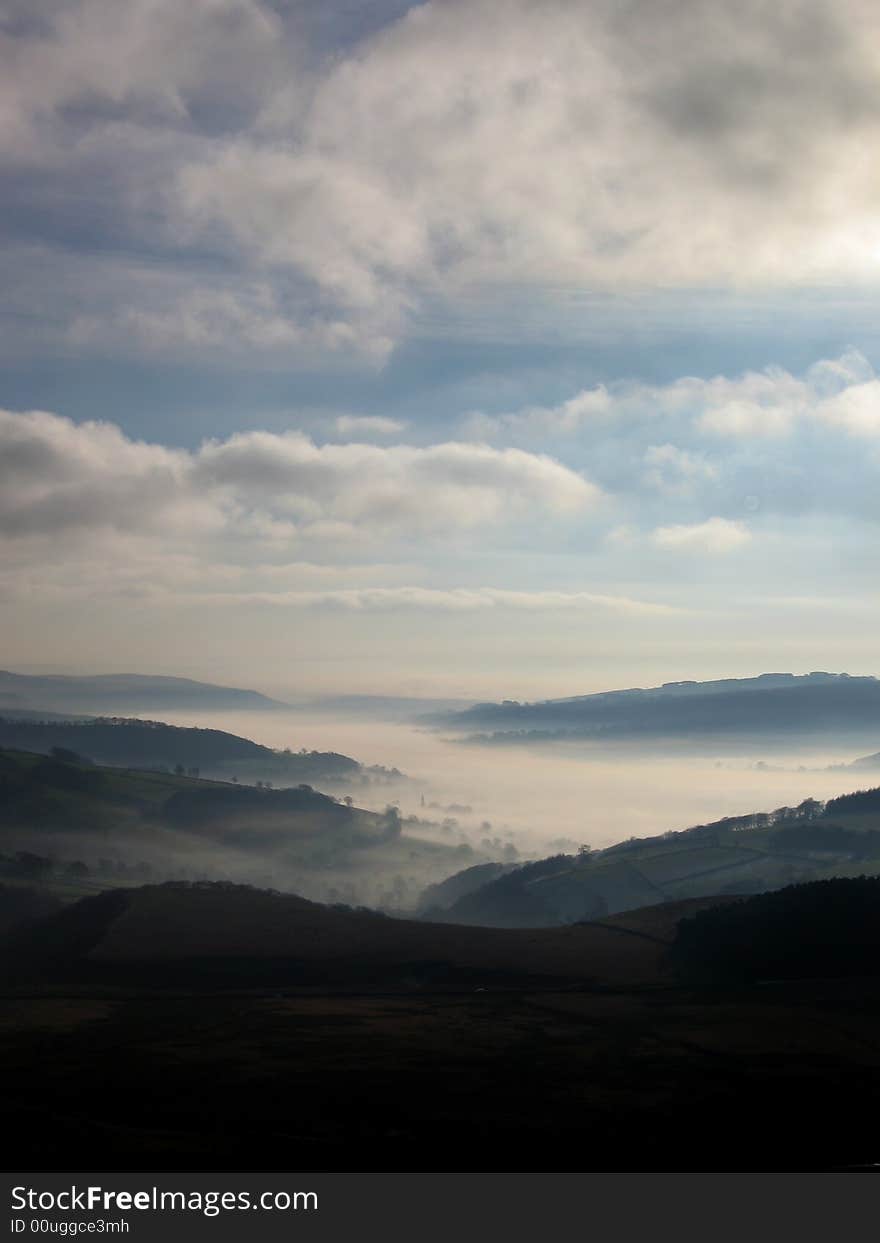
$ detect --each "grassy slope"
[0,715,382,789]
[0,748,470,904]
[440,793,880,925]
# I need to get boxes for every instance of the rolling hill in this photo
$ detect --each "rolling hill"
[0,670,289,715]
[0,748,472,908]
[5,876,880,1173]
[428,785,880,926]
[846,749,880,772]
[0,880,712,989]
[429,671,880,749]
[0,714,400,789]
[672,876,880,981]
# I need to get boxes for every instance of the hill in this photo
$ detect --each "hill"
[672,876,880,981]
[0,881,691,989]
[416,860,520,914]
[0,714,399,790]
[5,881,880,1174]
[0,749,473,909]
[0,670,289,715]
[846,749,880,772]
[430,671,880,748]
[428,786,880,926]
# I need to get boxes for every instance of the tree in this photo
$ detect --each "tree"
[382,805,402,840]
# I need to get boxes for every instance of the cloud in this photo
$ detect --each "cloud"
[651,517,752,553]
[816,381,880,437]
[694,349,879,438]
[462,388,614,441]
[3,350,878,618]
[333,415,407,437]
[461,349,880,529]
[643,444,719,497]
[0,0,286,160]
[193,432,598,532]
[190,586,686,616]
[470,348,879,444]
[0,408,597,547]
[172,0,880,350]
[0,408,209,538]
[8,0,880,355]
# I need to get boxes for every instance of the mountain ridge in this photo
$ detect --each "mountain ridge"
[0,670,290,714]
[429,671,880,747]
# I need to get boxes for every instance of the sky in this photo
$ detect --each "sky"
[2,0,880,699]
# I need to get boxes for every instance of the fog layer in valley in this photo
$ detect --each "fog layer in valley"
[155,708,877,857]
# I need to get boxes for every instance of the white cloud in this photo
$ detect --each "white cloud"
[0,409,597,549]
[472,349,880,446]
[0,408,610,615]
[651,517,752,554]
[462,387,614,441]
[696,396,799,439]
[694,349,880,440]
[193,432,598,532]
[817,381,880,436]
[691,350,875,438]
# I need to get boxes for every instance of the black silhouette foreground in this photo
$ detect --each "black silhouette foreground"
[3,878,880,1172]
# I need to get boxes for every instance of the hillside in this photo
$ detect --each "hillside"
[5,881,880,1173]
[416,860,520,914]
[429,786,880,926]
[672,876,880,981]
[0,670,289,715]
[0,881,693,988]
[0,749,473,908]
[0,714,399,790]
[430,671,880,748]
[847,749,880,772]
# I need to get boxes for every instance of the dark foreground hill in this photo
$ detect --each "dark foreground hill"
[672,876,880,982]
[2,881,691,989]
[431,671,880,748]
[4,881,880,1171]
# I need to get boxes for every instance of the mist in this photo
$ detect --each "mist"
[153,706,877,858]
